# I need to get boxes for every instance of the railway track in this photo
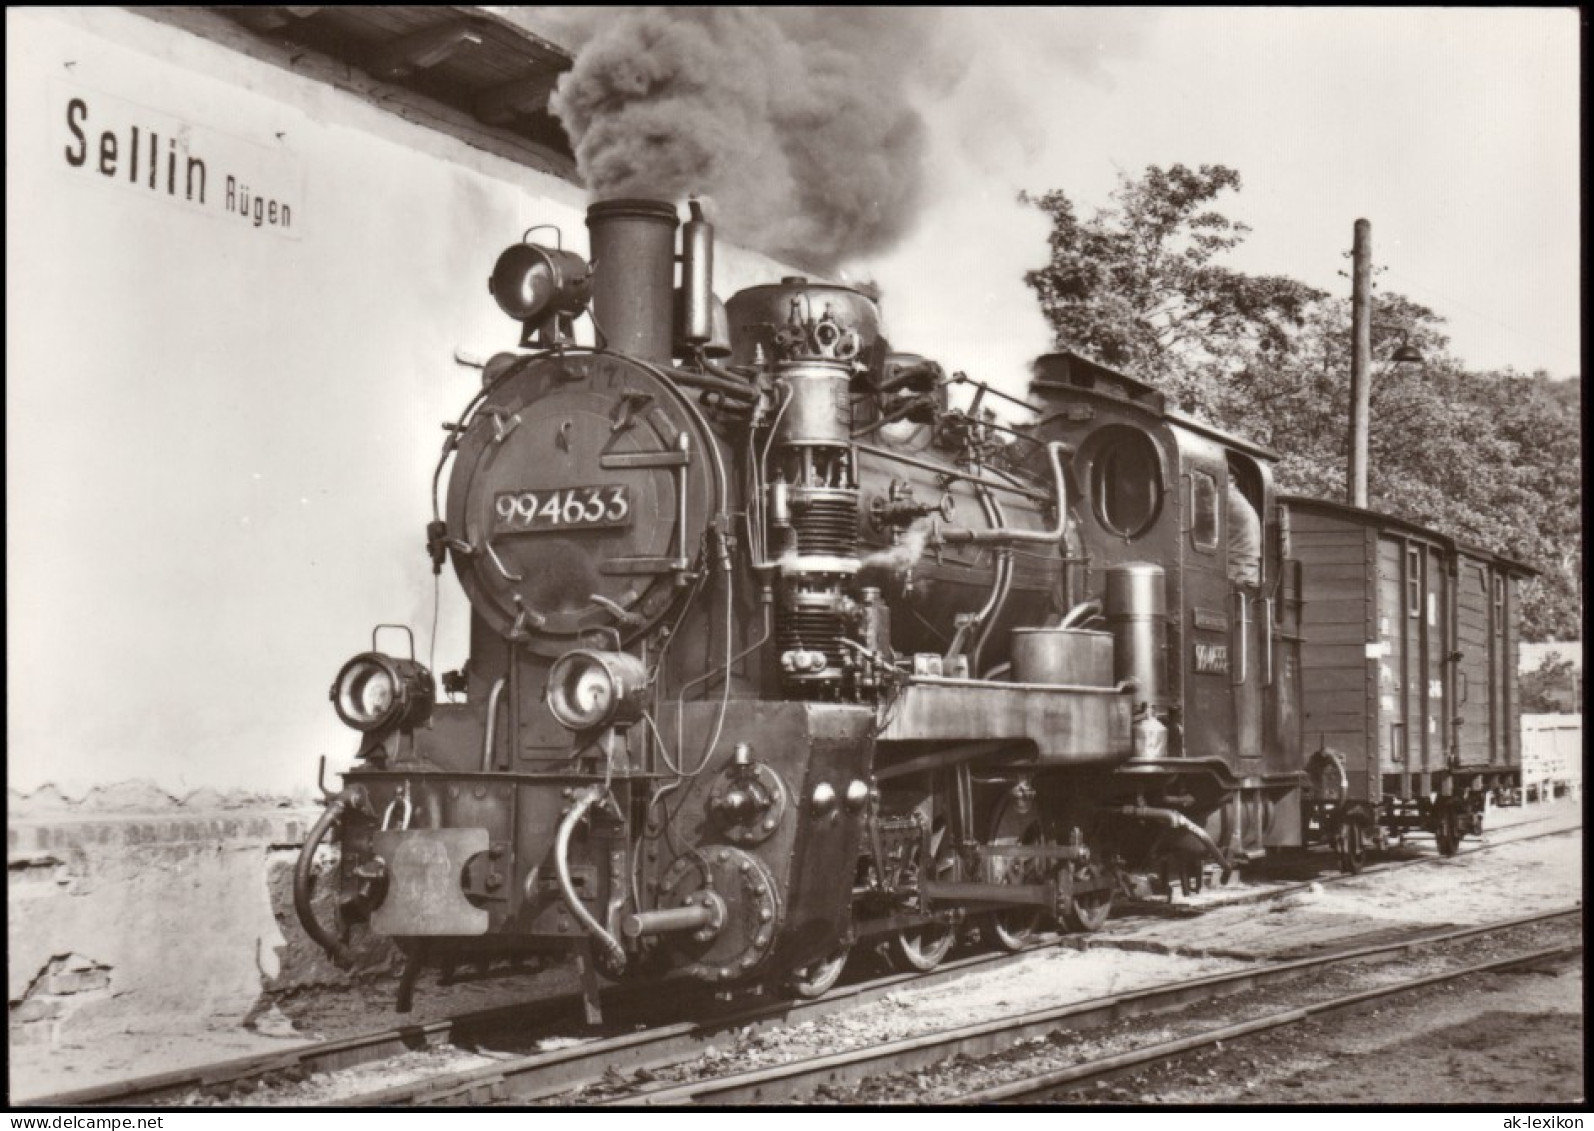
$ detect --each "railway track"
[957,941,1582,1103]
[31,817,1577,1108]
[31,940,1052,1108]
[603,908,1581,1106]
[1155,819,1580,915]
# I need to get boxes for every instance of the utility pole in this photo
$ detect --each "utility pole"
[1346,218,1372,508]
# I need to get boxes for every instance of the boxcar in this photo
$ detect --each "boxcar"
[1282,495,1532,867]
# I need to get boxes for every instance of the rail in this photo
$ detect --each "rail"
[608,908,1580,1106]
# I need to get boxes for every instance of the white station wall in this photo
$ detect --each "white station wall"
[5,9,790,798]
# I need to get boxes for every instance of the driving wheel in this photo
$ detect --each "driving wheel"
[890,819,958,972]
[786,945,850,999]
[986,785,1048,952]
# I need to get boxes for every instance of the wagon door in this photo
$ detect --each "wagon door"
[1375,537,1409,792]
[1453,559,1492,768]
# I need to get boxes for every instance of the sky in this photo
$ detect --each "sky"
[849,8,1581,400]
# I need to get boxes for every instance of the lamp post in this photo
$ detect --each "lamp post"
[1346,218,1424,508]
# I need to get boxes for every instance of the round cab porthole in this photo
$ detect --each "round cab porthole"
[1090,427,1163,538]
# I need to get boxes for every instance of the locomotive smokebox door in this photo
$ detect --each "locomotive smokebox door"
[444,353,721,659]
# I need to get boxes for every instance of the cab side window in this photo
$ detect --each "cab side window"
[1190,470,1218,552]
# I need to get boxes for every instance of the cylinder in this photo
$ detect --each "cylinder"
[1010,628,1113,687]
[1104,563,1167,714]
[682,200,714,347]
[775,360,853,448]
[586,199,678,364]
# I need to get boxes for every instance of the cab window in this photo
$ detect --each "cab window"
[1091,428,1162,538]
[1190,470,1218,552]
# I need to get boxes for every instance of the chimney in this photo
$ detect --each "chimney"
[585,199,679,364]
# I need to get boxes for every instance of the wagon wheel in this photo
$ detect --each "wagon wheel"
[785,945,851,999]
[986,787,1048,952]
[1433,804,1461,857]
[1334,819,1366,874]
[890,820,958,972]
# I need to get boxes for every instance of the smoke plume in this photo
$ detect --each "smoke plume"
[546,8,963,271]
[498,6,1150,395]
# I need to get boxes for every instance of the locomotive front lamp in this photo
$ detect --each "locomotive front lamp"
[546,649,648,732]
[488,241,593,348]
[330,652,435,734]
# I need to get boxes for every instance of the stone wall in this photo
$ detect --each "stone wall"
[7,785,390,1050]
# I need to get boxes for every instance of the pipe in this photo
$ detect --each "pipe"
[1059,599,1102,629]
[664,364,759,402]
[1116,804,1233,883]
[970,484,1014,675]
[555,785,627,974]
[935,442,1071,545]
[294,787,362,969]
[853,441,1053,503]
[480,677,506,771]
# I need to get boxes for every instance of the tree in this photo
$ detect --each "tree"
[1023,164,1324,413]
[1521,652,1578,714]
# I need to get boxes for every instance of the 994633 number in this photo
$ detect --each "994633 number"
[493,485,631,531]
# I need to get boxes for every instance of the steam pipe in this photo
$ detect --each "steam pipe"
[663,364,759,402]
[853,441,1052,503]
[480,677,506,772]
[294,787,364,970]
[1059,600,1102,629]
[1115,804,1233,883]
[970,484,1014,674]
[555,785,627,974]
[935,442,1071,545]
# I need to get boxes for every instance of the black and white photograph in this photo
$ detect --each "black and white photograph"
[6,5,1581,1113]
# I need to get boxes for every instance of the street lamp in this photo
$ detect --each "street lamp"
[1346,218,1425,508]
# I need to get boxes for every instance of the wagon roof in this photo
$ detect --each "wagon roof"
[1279,494,1538,577]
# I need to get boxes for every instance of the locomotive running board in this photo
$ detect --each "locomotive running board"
[876,677,1133,766]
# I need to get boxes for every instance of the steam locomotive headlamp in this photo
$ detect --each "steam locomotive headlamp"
[489,242,592,347]
[330,652,435,734]
[546,649,648,732]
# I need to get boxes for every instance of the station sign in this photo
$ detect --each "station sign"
[50,79,304,239]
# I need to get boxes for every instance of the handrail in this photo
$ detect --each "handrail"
[934,441,1070,546]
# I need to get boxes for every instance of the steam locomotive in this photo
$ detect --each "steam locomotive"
[295,198,1529,1014]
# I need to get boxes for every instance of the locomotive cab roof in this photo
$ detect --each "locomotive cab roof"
[1028,351,1279,465]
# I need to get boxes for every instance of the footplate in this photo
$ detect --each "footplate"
[370,828,490,937]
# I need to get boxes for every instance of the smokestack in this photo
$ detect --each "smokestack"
[585,199,679,364]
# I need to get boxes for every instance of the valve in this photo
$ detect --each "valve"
[706,751,788,845]
[869,479,956,533]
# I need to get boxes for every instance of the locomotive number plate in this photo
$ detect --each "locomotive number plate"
[493,484,632,532]
[1194,642,1230,674]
